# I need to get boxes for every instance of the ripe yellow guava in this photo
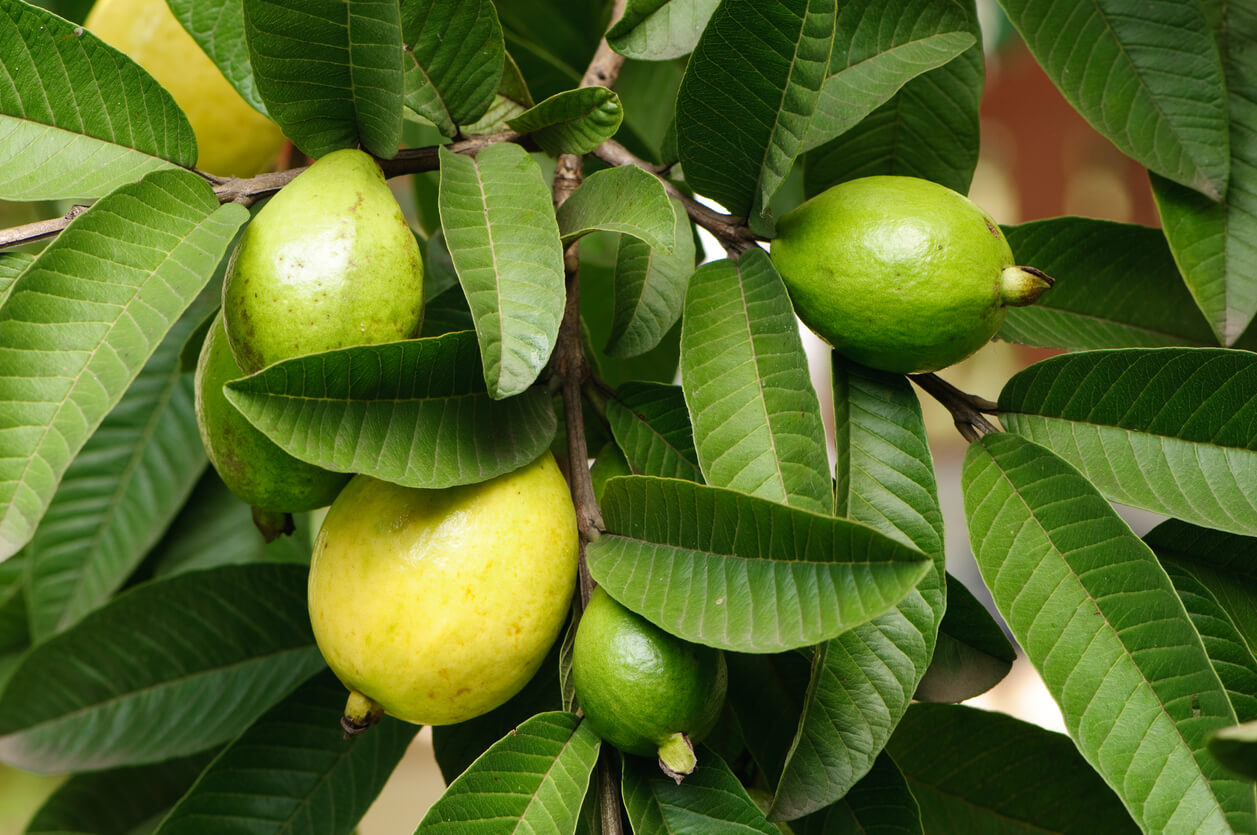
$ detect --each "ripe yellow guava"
[222,148,424,374]
[770,176,1052,374]
[84,0,286,177]
[308,453,579,729]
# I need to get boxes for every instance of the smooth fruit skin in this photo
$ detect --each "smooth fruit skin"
[195,314,349,512]
[222,148,424,373]
[572,588,727,758]
[771,175,1021,374]
[308,453,578,726]
[85,0,285,177]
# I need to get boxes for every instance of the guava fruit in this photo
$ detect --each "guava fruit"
[85,0,286,177]
[222,148,424,373]
[195,314,349,513]
[572,587,727,781]
[307,453,578,730]
[770,176,1052,374]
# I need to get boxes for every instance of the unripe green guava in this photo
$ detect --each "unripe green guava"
[223,148,424,373]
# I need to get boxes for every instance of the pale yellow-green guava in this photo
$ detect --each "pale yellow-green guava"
[308,453,578,729]
[770,176,1051,374]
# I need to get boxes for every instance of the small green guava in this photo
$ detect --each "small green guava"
[770,175,1052,374]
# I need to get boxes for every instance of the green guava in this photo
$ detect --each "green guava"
[222,148,424,373]
[770,175,1051,374]
[195,314,349,513]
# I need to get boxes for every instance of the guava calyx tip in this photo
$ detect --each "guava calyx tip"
[657,732,697,784]
[1000,265,1054,307]
[341,690,385,740]
[251,507,294,542]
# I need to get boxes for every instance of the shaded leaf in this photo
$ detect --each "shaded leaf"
[0,0,194,200]
[607,0,720,61]
[963,433,1252,833]
[723,650,810,785]
[998,348,1257,537]
[225,332,556,489]
[791,753,922,834]
[401,0,505,135]
[461,51,535,135]
[680,250,830,513]
[0,553,28,654]
[607,382,702,483]
[622,746,776,834]
[243,0,403,158]
[0,563,324,773]
[508,87,623,156]
[438,143,565,398]
[0,170,247,561]
[417,711,600,833]
[607,197,695,358]
[168,0,268,115]
[914,573,1014,704]
[1212,722,1257,783]
[588,476,931,654]
[556,165,674,250]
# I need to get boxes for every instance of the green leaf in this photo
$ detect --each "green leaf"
[887,703,1138,834]
[1000,0,1228,199]
[591,441,633,504]
[769,358,945,820]
[224,332,556,489]
[588,476,931,654]
[606,0,720,61]
[508,87,623,155]
[556,165,674,250]
[243,0,403,158]
[168,0,268,115]
[25,301,210,641]
[680,250,831,514]
[963,433,1252,833]
[154,669,417,835]
[0,563,323,773]
[607,382,703,483]
[0,170,248,561]
[1212,721,1257,783]
[675,0,836,217]
[401,0,505,136]
[790,753,922,834]
[417,711,600,833]
[1150,1,1257,344]
[0,553,28,654]
[999,218,1216,350]
[25,752,216,835]
[607,197,695,358]
[0,0,194,200]
[0,251,33,305]
[998,348,1257,537]
[803,0,982,197]
[724,650,810,785]
[438,143,565,398]
[621,746,777,834]
[914,573,1014,704]
[461,52,535,135]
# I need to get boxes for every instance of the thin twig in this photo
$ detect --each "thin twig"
[908,372,1001,442]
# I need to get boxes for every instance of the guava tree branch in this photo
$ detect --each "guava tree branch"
[908,372,1001,442]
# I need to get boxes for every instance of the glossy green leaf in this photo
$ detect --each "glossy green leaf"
[607,197,695,358]
[607,382,702,483]
[25,301,209,641]
[803,0,981,197]
[606,0,719,61]
[680,250,831,514]
[556,165,674,250]
[168,0,268,115]
[791,753,922,834]
[0,0,194,200]
[154,669,417,835]
[401,0,505,136]
[438,143,565,398]
[675,0,836,217]
[1000,218,1215,349]
[224,332,556,489]
[508,86,623,155]
[1212,722,1257,783]
[0,170,247,561]
[622,746,777,834]
[417,711,600,833]
[1000,0,1228,199]
[963,433,1252,833]
[770,359,945,820]
[25,752,216,835]
[887,704,1138,834]
[998,348,1257,537]
[1150,2,1257,344]
[243,0,403,158]
[0,563,324,773]
[588,476,931,654]
[914,573,1014,704]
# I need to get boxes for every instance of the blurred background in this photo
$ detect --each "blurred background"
[1,0,1176,830]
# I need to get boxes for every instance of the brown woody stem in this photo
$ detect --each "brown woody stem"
[908,372,1001,442]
